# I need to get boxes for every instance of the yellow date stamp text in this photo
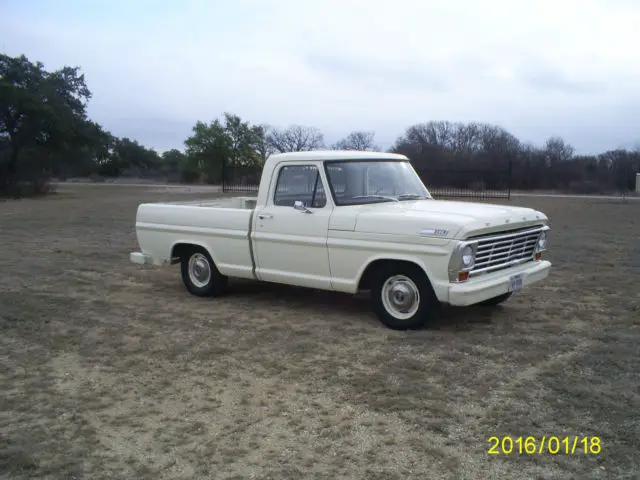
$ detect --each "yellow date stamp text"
[488,436,602,455]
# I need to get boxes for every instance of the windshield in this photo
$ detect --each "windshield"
[324,160,432,206]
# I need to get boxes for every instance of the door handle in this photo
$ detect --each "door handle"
[258,213,273,220]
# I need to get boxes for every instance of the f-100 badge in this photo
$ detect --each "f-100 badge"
[419,228,449,237]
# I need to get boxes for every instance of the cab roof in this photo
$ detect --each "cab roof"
[268,150,409,162]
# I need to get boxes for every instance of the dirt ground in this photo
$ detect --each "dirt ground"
[1,185,638,480]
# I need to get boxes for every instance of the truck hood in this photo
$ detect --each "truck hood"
[340,199,548,239]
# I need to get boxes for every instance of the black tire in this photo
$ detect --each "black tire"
[370,263,439,330]
[180,246,228,297]
[477,292,512,306]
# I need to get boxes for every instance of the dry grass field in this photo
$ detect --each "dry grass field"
[1,185,639,480]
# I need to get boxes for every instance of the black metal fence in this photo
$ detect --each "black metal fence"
[222,162,512,199]
[416,166,511,199]
[221,165,262,193]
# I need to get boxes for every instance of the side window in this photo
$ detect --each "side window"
[311,173,327,208]
[274,165,327,208]
[326,165,346,194]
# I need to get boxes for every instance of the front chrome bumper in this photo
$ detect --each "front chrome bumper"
[448,260,552,307]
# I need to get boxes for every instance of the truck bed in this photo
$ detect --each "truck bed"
[133,197,257,278]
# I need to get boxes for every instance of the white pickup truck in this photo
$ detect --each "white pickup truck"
[130,150,551,330]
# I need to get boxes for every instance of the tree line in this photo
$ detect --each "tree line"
[2,53,638,197]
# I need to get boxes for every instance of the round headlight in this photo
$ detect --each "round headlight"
[461,245,475,268]
[537,231,548,251]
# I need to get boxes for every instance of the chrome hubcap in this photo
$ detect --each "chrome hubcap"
[188,253,211,288]
[381,275,420,320]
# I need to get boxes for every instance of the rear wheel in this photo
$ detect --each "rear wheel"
[371,263,439,330]
[477,292,512,306]
[180,246,228,297]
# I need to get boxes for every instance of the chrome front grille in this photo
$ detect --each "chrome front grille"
[468,226,545,276]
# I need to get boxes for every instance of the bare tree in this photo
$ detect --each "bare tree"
[544,136,574,163]
[266,125,325,153]
[405,121,457,151]
[451,122,482,157]
[332,131,379,151]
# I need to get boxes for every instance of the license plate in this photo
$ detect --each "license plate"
[508,273,525,293]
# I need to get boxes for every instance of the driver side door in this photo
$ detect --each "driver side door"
[252,163,333,290]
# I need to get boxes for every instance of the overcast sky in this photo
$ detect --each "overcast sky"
[2,0,639,154]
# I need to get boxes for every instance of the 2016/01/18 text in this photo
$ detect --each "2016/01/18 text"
[488,436,601,455]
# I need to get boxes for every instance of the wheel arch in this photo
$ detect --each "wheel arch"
[170,241,218,266]
[356,255,434,292]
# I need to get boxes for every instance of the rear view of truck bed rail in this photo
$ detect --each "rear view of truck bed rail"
[159,196,258,209]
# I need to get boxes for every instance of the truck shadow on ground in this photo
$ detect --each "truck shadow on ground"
[224,278,503,331]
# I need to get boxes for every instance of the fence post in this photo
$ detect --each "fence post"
[221,156,227,192]
[507,157,512,200]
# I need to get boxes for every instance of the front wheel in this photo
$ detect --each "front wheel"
[180,247,228,297]
[371,264,439,330]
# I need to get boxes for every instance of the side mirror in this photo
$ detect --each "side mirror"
[294,200,312,213]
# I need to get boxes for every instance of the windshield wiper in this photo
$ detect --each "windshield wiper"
[352,195,399,202]
[396,194,430,200]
